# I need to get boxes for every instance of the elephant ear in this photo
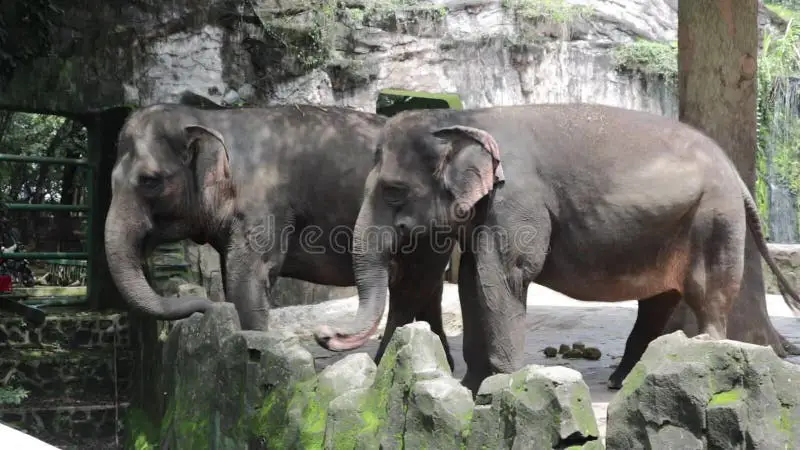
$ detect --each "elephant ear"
[184,125,231,188]
[432,125,505,219]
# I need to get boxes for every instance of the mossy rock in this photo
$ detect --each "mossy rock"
[606,331,800,449]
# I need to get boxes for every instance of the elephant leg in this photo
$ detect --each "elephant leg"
[219,250,228,302]
[376,277,453,372]
[462,226,536,395]
[416,281,455,372]
[374,295,414,366]
[225,215,288,331]
[608,291,681,390]
[680,234,743,341]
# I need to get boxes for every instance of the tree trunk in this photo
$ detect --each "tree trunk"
[666,0,798,356]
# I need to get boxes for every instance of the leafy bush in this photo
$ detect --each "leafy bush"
[0,386,29,406]
[611,40,678,86]
[501,0,593,24]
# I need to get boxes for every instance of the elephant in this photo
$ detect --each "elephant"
[103,102,455,370]
[313,102,800,394]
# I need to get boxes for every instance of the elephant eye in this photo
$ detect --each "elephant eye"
[382,184,409,206]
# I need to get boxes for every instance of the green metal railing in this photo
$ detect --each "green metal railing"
[1,152,93,307]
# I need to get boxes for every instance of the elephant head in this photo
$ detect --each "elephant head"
[104,104,236,320]
[314,111,504,351]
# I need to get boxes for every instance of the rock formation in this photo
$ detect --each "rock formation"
[150,304,604,449]
[606,331,800,449]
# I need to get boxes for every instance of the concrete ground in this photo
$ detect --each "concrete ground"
[279,283,800,442]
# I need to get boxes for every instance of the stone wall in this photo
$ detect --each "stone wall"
[128,303,800,449]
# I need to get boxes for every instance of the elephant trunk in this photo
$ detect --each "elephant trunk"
[314,204,391,351]
[104,194,212,319]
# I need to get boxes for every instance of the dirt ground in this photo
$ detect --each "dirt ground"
[301,282,800,442]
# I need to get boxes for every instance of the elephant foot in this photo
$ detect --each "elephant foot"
[606,377,623,390]
[607,367,629,390]
[460,371,488,397]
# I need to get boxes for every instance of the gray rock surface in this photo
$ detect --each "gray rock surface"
[762,243,800,296]
[467,364,602,449]
[353,321,459,449]
[605,330,800,450]
[158,302,244,448]
[317,353,377,405]
[404,377,475,449]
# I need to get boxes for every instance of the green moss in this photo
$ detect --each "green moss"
[294,379,326,449]
[125,408,159,450]
[159,384,212,450]
[774,405,797,446]
[619,364,647,396]
[570,384,599,437]
[251,372,329,448]
[708,387,745,407]
[612,39,678,87]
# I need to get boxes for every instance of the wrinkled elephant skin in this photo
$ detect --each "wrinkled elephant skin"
[316,103,800,393]
[104,103,454,370]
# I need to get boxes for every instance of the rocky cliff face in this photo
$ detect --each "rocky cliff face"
[125,0,684,115]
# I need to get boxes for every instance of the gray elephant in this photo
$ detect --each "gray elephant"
[103,103,455,369]
[313,103,800,393]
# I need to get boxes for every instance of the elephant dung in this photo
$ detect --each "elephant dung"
[582,347,602,360]
[466,365,601,449]
[543,346,558,358]
[606,330,800,450]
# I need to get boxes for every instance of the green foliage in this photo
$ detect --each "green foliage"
[501,0,594,24]
[756,15,800,236]
[0,385,29,406]
[767,3,800,22]
[0,111,88,250]
[612,39,678,87]
[766,0,800,21]
[0,113,88,204]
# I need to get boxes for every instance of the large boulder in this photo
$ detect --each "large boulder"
[762,243,800,296]
[606,330,800,449]
[323,321,473,449]
[466,365,602,449]
[150,303,377,449]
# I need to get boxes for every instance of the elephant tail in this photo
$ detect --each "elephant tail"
[740,176,800,315]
